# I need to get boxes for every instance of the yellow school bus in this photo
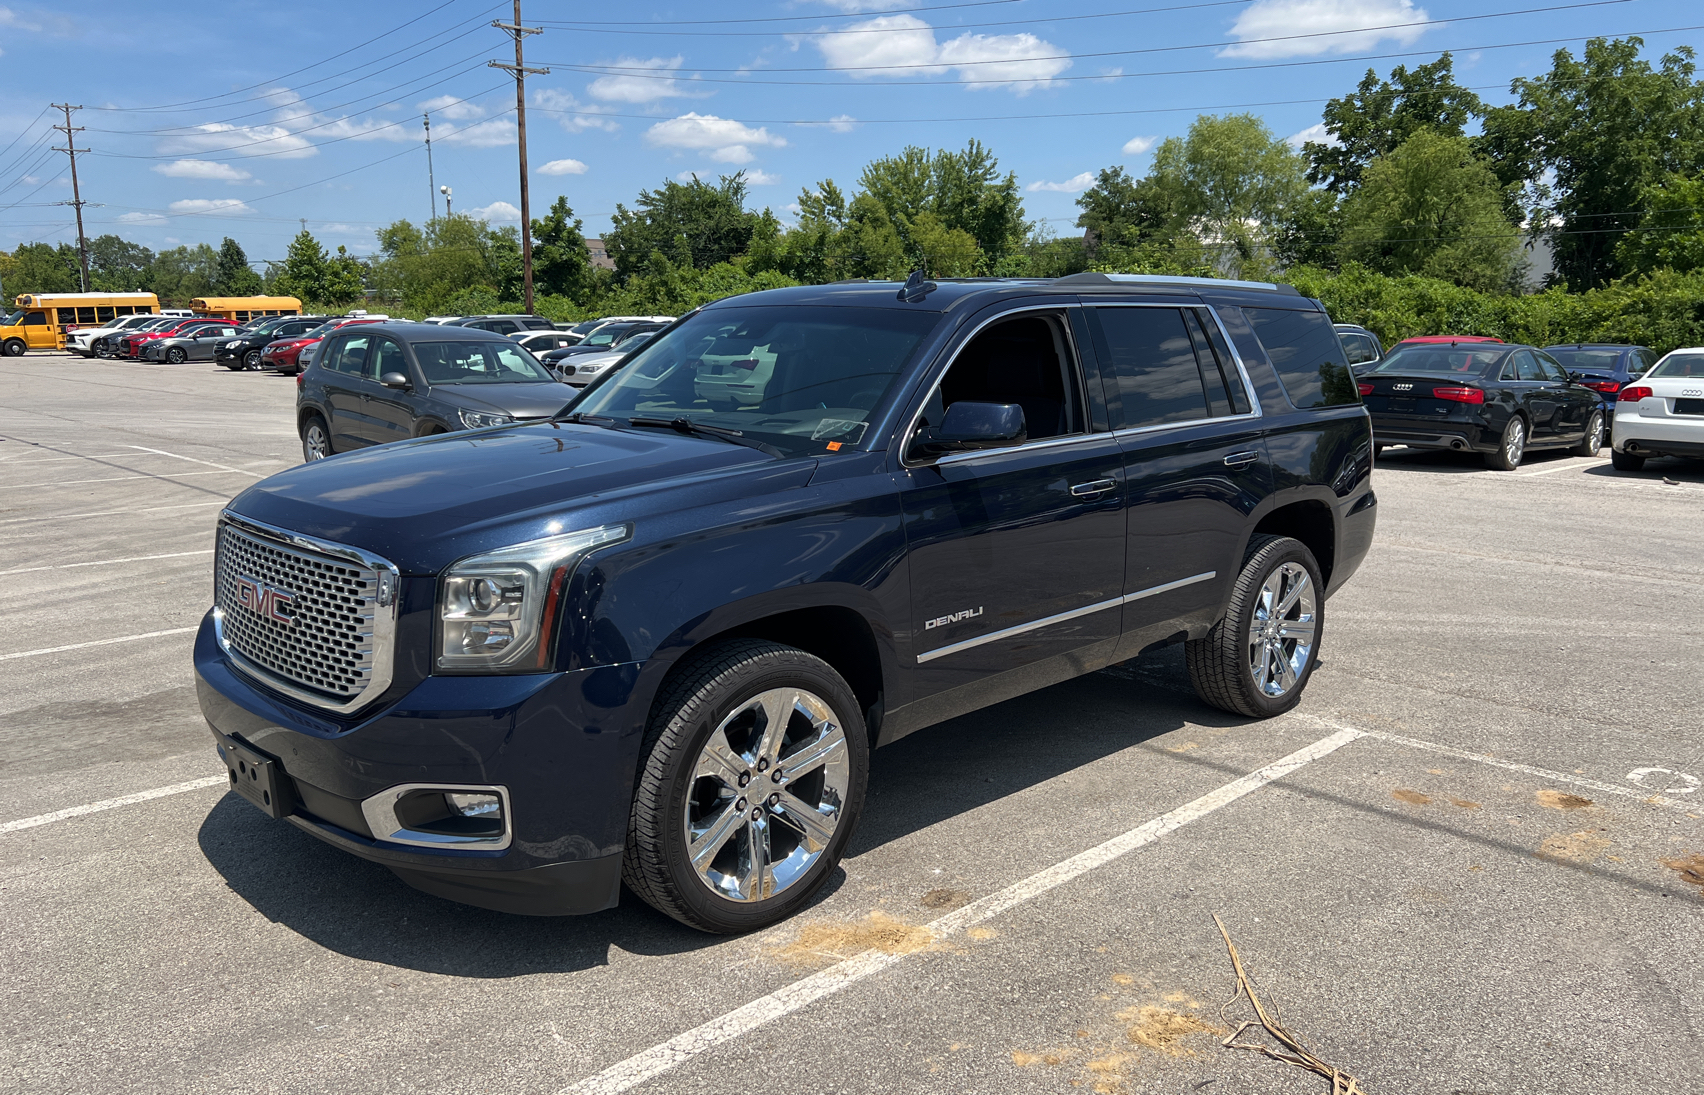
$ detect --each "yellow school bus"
[1,292,160,355]
[191,296,302,323]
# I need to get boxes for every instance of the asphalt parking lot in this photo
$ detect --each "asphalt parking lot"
[4,350,1702,1095]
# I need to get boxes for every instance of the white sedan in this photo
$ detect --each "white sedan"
[1612,347,1704,470]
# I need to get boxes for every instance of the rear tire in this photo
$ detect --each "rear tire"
[1573,411,1603,457]
[3,339,24,357]
[1187,535,1324,719]
[1611,448,1646,472]
[300,415,333,462]
[623,639,869,934]
[1484,416,1526,470]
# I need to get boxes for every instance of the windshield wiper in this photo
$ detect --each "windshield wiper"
[626,415,785,458]
[552,409,618,427]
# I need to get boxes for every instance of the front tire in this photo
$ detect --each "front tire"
[3,339,24,357]
[243,349,261,370]
[624,640,869,934]
[1186,535,1324,719]
[1573,411,1603,457]
[1484,415,1526,470]
[300,415,333,461]
[166,347,187,364]
[1611,448,1645,472]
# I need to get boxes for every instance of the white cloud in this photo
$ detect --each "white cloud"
[116,211,167,225]
[152,159,252,181]
[167,198,255,216]
[796,114,860,133]
[1286,122,1338,148]
[1122,135,1158,156]
[159,121,316,160]
[538,158,588,176]
[586,55,707,103]
[813,15,1070,94]
[419,93,486,122]
[813,1,909,10]
[744,169,781,185]
[645,113,786,164]
[469,200,522,224]
[440,117,516,147]
[531,87,621,133]
[1221,0,1431,59]
[1026,172,1096,193]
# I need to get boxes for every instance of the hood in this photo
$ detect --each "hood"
[226,420,813,573]
[427,381,576,419]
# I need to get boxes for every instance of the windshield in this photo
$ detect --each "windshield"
[301,322,342,338]
[2,310,22,326]
[414,340,556,384]
[1650,352,1704,378]
[1372,345,1506,376]
[614,330,657,349]
[1545,349,1623,371]
[581,326,628,348]
[570,319,603,335]
[571,305,941,457]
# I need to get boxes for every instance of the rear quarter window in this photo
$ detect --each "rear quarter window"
[1244,307,1359,409]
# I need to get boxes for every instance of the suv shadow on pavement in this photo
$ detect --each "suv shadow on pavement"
[196,655,1218,973]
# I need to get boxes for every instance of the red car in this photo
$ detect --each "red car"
[1391,335,1505,348]
[262,317,382,374]
[117,318,228,359]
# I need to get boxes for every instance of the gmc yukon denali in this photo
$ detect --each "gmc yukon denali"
[195,272,1376,933]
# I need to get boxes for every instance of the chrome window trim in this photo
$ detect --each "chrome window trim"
[934,428,1115,467]
[915,570,1217,663]
[214,509,401,713]
[360,783,513,851]
[1088,302,1263,435]
[899,302,1092,471]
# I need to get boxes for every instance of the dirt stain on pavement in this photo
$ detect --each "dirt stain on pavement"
[1538,830,1610,863]
[920,888,970,910]
[1392,788,1432,805]
[1451,798,1481,809]
[1537,789,1594,810]
[1660,853,1704,892]
[1120,1005,1223,1056]
[1011,1048,1071,1067]
[774,911,934,964]
[967,926,997,941]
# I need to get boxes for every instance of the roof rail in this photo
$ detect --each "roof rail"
[1053,272,1298,294]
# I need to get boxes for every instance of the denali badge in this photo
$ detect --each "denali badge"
[1392,383,1414,391]
[236,575,297,624]
[925,607,983,630]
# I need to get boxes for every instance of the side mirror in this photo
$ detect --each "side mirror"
[909,401,1027,460]
[380,371,412,390]
[1567,371,1583,382]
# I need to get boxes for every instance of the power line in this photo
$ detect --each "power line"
[540,0,1027,28]
[538,0,1253,37]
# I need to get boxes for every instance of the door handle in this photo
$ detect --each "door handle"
[1070,479,1117,497]
[1223,451,1260,467]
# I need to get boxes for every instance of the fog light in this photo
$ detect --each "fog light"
[446,792,502,818]
[464,620,515,654]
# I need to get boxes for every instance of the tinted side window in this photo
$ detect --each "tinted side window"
[1514,351,1544,381]
[1090,307,1209,428]
[1537,353,1568,382]
[324,336,372,376]
[1244,307,1357,408]
[371,337,407,380]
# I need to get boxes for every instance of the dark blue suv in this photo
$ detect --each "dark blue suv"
[196,273,1376,933]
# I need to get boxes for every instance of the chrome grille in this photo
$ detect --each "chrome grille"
[214,519,396,708]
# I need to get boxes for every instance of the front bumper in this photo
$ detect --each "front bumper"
[194,610,646,916]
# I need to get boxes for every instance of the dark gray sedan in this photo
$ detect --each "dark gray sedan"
[294,322,572,460]
[143,324,241,363]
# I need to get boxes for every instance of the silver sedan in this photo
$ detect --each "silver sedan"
[143,325,240,363]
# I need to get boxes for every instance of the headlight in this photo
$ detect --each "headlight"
[225,340,242,349]
[459,409,514,430]
[436,524,629,673]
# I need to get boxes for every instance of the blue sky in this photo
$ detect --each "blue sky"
[1,0,1697,266]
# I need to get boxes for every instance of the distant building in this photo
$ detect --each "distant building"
[585,238,615,272]
[1518,231,1556,292]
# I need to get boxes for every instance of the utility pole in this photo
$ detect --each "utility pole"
[424,113,438,224]
[51,103,90,292]
[490,1,548,314]
[441,185,452,217]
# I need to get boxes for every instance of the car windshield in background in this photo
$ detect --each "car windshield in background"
[1372,345,1505,376]
[414,340,556,385]
[2,310,23,326]
[301,323,341,338]
[581,328,625,348]
[1650,352,1704,378]
[1546,349,1623,371]
[570,305,941,458]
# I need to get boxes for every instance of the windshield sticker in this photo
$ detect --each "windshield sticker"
[812,419,868,443]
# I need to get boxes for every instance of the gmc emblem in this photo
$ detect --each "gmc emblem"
[236,575,297,624]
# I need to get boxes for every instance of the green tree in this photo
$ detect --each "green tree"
[530,195,592,298]
[150,244,220,305]
[1147,113,1310,279]
[1307,53,1484,195]
[3,242,82,295]
[273,230,330,304]
[1615,173,1704,275]
[87,235,155,292]
[605,173,763,280]
[214,237,263,295]
[1074,165,1182,251]
[1337,130,1522,292]
[368,214,523,314]
[321,245,367,306]
[1480,37,1704,288]
[854,140,1027,273]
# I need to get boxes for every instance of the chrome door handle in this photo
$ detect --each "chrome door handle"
[1223,451,1260,467]
[1070,479,1117,497]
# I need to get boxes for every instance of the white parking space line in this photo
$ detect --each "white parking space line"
[0,775,227,835]
[0,549,213,576]
[124,445,266,477]
[1516,459,1610,477]
[0,470,258,489]
[0,453,158,464]
[557,727,1365,1095]
[0,626,198,661]
[0,500,224,525]
[1294,714,1704,813]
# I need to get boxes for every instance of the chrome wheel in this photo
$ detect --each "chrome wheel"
[685,687,850,903]
[1248,561,1317,698]
[1504,418,1526,465]
[301,421,330,461]
[244,349,261,369]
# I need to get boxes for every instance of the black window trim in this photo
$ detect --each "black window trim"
[1088,301,1263,440]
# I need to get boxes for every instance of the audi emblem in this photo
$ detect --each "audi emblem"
[235,575,297,624]
[1684,388,1701,397]
[1393,383,1414,391]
